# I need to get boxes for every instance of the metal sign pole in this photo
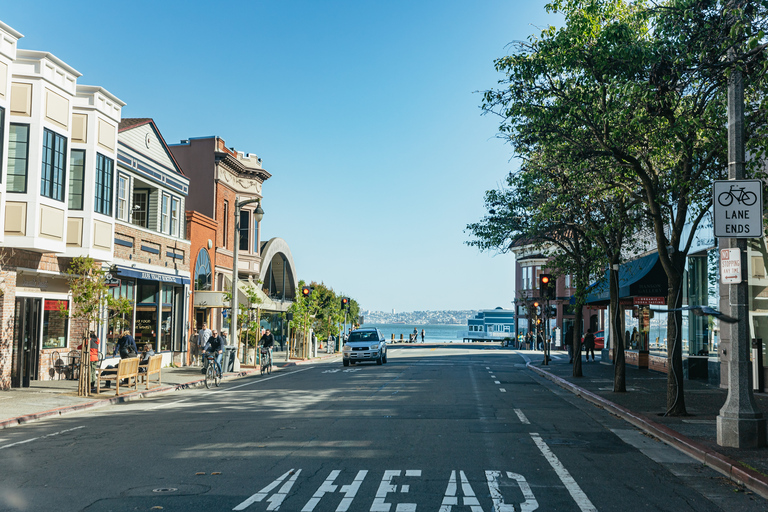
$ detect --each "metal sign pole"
[716,49,766,447]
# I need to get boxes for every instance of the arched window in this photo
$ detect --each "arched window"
[194,249,212,291]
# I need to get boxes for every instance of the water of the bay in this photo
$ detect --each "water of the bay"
[363,323,465,343]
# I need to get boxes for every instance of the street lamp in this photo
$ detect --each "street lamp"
[231,197,264,371]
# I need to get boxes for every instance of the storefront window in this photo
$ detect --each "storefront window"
[135,308,157,349]
[108,279,135,355]
[138,283,157,304]
[42,300,68,349]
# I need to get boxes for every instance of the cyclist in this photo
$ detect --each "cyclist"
[259,328,274,367]
[205,329,224,377]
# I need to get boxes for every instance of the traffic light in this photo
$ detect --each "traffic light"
[539,274,551,298]
[301,286,312,298]
[341,297,350,308]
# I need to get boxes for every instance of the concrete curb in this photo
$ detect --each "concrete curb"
[0,355,343,430]
[0,367,265,430]
[528,363,768,500]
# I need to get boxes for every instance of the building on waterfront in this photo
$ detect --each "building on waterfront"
[108,119,191,366]
[0,20,125,388]
[459,308,515,342]
[169,136,298,360]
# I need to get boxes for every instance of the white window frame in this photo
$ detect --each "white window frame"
[170,196,179,237]
[161,192,170,234]
[117,174,129,221]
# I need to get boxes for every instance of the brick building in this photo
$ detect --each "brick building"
[169,136,298,355]
[108,119,191,366]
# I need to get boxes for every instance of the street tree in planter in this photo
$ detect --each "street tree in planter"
[62,257,129,396]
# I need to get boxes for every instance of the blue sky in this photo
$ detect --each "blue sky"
[3,1,560,313]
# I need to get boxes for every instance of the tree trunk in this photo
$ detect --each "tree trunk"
[611,265,626,392]
[573,306,583,377]
[666,269,687,416]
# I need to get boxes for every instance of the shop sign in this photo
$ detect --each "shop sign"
[44,299,68,311]
[713,180,763,238]
[634,296,666,305]
[720,248,742,284]
[104,275,120,287]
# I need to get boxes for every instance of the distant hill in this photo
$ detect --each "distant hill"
[363,310,479,325]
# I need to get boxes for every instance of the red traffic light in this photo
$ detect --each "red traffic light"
[540,275,550,285]
[533,301,540,308]
[301,286,311,297]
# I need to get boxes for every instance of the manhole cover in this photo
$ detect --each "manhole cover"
[123,484,209,497]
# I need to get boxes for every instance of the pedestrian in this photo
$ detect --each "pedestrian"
[413,327,418,343]
[566,325,574,363]
[78,331,100,393]
[421,329,425,343]
[139,343,155,374]
[198,322,212,365]
[583,328,596,362]
[114,329,138,359]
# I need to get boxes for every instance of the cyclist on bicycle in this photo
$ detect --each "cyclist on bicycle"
[259,328,274,367]
[205,329,224,376]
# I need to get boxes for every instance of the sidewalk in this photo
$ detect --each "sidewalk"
[0,352,340,430]
[528,352,768,499]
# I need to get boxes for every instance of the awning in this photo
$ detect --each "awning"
[585,252,667,304]
[114,265,190,285]
[193,276,291,312]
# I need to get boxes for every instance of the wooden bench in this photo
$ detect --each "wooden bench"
[95,357,139,396]
[139,354,162,389]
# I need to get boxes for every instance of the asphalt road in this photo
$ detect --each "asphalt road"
[1,345,766,511]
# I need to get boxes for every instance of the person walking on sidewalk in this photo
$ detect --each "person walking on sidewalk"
[198,323,212,366]
[114,329,137,359]
[421,329,425,343]
[583,328,596,362]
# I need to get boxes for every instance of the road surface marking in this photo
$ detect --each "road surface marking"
[514,409,530,425]
[499,388,506,392]
[0,425,85,451]
[486,470,538,512]
[494,381,500,384]
[234,469,301,510]
[371,470,421,512]
[530,433,597,512]
[439,470,482,511]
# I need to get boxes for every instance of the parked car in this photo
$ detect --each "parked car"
[581,330,605,350]
[342,328,388,366]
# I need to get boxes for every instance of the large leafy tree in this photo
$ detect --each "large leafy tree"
[481,0,768,415]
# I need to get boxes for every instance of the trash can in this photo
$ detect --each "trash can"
[223,346,237,372]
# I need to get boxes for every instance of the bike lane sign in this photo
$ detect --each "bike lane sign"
[713,180,763,238]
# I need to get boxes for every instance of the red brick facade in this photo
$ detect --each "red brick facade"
[186,211,218,365]
[114,223,191,272]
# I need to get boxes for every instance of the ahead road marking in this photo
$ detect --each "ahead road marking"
[237,470,541,511]
[531,433,597,512]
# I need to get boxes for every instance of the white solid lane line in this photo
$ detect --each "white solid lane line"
[514,409,530,425]
[0,425,85,451]
[146,366,314,411]
[530,433,597,512]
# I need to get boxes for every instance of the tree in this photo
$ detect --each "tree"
[481,0,768,415]
[62,257,109,396]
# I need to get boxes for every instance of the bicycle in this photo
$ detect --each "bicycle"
[717,184,757,207]
[260,346,272,376]
[205,352,221,388]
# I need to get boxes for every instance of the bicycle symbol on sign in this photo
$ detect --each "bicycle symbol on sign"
[717,184,758,207]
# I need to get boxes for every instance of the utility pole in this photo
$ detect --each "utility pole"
[716,39,766,447]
